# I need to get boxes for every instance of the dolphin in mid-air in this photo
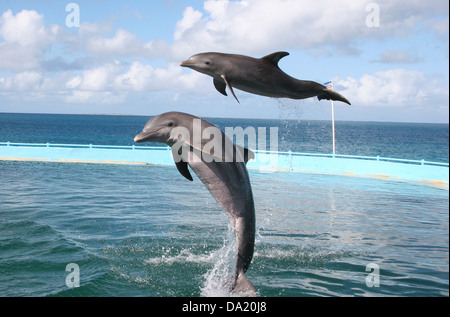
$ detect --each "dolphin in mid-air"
[180,51,351,105]
[134,111,257,296]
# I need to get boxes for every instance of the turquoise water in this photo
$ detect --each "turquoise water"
[0,113,448,297]
[0,161,448,297]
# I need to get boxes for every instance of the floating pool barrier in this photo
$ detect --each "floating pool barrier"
[1,142,448,189]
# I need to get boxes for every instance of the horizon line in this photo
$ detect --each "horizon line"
[0,111,448,125]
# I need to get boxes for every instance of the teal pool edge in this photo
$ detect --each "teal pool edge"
[1,142,448,189]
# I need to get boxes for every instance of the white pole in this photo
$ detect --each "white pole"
[331,80,336,155]
[331,99,336,155]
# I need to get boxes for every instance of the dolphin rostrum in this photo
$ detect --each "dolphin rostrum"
[134,111,257,296]
[180,51,351,105]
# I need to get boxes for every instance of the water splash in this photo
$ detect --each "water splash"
[144,247,215,265]
[200,222,237,297]
[277,98,304,122]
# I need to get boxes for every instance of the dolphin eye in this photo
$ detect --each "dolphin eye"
[167,122,174,127]
[205,61,210,65]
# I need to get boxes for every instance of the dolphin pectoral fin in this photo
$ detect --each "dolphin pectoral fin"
[244,147,255,164]
[221,75,240,103]
[172,146,194,181]
[236,145,255,164]
[213,78,228,96]
[175,160,194,181]
[261,51,290,68]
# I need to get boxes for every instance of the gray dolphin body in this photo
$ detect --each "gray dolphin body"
[134,111,257,296]
[180,51,351,105]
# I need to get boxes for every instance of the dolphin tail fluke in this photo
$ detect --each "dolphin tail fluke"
[318,90,351,105]
[232,272,257,297]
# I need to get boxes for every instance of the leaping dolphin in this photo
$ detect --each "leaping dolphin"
[180,51,351,105]
[134,111,257,296]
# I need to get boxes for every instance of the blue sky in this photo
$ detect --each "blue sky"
[0,0,448,123]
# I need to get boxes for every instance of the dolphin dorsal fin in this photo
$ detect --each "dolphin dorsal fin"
[261,51,289,67]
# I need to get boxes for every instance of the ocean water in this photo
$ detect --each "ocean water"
[0,112,448,162]
[0,113,448,297]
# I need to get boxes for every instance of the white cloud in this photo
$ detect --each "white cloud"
[65,76,82,89]
[0,42,42,71]
[2,1,447,70]
[65,90,93,103]
[372,51,423,64]
[427,17,449,37]
[68,19,169,60]
[87,28,142,55]
[0,2,447,122]
[0,9,60,71]
[0,71,42,91]
[81,26,171,60]
[78,63,122,91]
[114,61,206,91]
[338,69,449,109]
[174,6,204,41]
[78,21,113,36]
[0,60,203,96]
[0,9,58,46]
[65,90,126,105]
[114,62,154,91]
[170,0,449,58]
